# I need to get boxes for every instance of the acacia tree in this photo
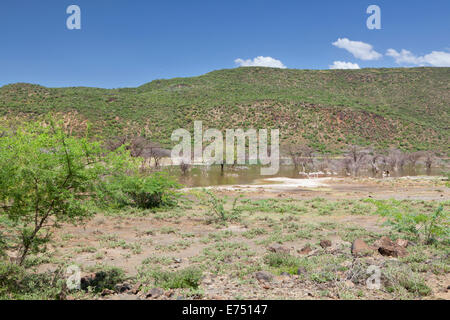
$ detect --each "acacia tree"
[424,151,436,170]
[0,122,126,265]
[387,148,407,172]
[341,145,370,176]
[106,136,168,169]
[368,153,385,175]
[286,144,314,173]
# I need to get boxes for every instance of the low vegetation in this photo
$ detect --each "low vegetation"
[1,67,448,153]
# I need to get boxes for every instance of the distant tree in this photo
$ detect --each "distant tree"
[368,153,385,175]
[424,151,436,170]
[407,151,425,168]
[286,144,314,173]
[105,136,169,169]
[387,148,407,171]
[342,145,370,176]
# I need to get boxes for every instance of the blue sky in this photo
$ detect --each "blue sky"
[1,0,449,88]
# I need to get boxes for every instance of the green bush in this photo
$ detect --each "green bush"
[80,266,125,293]
[149,267,203,289]
[203,190,241,222]
[100,171,180,209]
[0,261,66,299]
[383,264,431,297]
[367,199,449,244]
[264,252,301,274]
[0,121,128,265]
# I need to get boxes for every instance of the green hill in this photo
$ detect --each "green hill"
[0,67,449,153]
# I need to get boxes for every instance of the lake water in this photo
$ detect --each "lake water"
[165,165,445,188]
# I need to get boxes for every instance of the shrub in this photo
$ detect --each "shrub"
[368,199,449,244]
[203,190,241,222]
[0,121,126,265]
[0,260,66,299]
[149,267,203,289]
[383,264,431,297]
[100,171,180,209]
[80,266,125,293]
[264,252,301,274]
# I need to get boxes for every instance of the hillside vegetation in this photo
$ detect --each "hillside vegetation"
[0,67,448,153]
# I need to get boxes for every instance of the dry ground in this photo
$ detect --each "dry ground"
[18,176,450,300]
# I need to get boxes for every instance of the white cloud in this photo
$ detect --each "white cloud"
[332,38,382,61]
[386,49,450,67]
[329,61,360,70]
[234,56,287,69]
[386,49,424,65]
[422,51,450,67]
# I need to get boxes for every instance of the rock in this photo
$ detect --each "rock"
[261,282,271,290]
[165,290,174,298]
[351,239,374,257]
[268,244,290,254]
[115,282,131,293]
[297,267,307,275]
[344,280,355,288]
[109,293,141,300]
[173,258,182,263]
[101,288,115,296]
[298,244,312,255]
[130,282,141,294]
[395,239,409,248]
[255,271,273,282]
[376,236,408,258]
[146,288,164,299]
[320,240,332,248]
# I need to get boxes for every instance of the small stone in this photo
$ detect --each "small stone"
[344,280,355,288]
[130,282,141,294]
[320,240,332,248]
[297,267,307,275]
[101,288,115,296]
[174,258,182,263]
[376,236,408,258]
[351,239,373,257]
[268,244,290,254]
[262,283,271,290]
[255,271,273,282]
[298,244,312,255]
[165,290,174,298]
[395,239,409,248]
[146,288,164,299]
[115,282,131,293]
[109,293,141,300]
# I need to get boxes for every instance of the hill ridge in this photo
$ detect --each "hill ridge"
[1,67,448,153]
